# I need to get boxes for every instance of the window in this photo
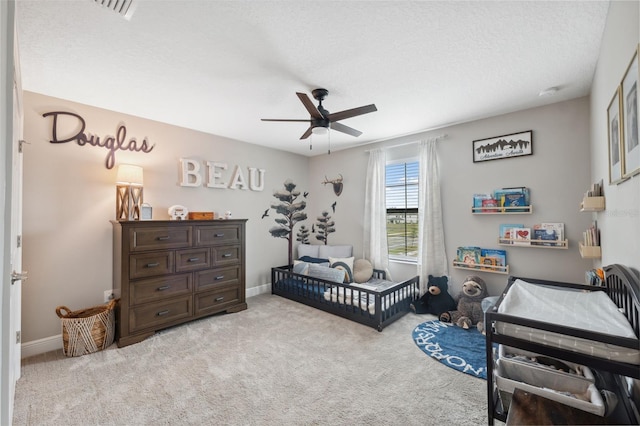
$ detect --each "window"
[385,161,419,260]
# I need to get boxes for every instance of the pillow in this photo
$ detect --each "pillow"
[319,245,353,259]
[297,244,320,259]
[307,263,346,283]
[292,261,311,275]
[329,257,354,283]
[298,256,330,266]
[353,259,374,283]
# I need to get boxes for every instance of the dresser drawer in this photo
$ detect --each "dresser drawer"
[175,248,211,272]
[212,245,241,266]
[130,274,192,306]
[195,224,241,246]
[129,295,192,333]
[195,266,240,292]
[129,226,192,251]
[130,252,174,279]
[195,287,240,316]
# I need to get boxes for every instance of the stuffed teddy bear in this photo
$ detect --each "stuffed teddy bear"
[410,275,456,316]
[439,275,488,332]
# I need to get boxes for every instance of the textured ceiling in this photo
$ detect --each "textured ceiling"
[16,0,609,156]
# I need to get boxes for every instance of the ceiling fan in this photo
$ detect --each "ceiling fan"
[261,89,377,140]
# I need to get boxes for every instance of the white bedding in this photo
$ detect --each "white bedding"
[496,279,640,365]
[323,280,416,315]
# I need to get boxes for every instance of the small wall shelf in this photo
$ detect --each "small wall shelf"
[579,243,601,259]
[452,260,509,275]
[472,205,533,214]
[580,196,605,212]
[498,238,568,249]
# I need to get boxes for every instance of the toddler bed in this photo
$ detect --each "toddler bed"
[485,264,640,424]
[271,265,419,332]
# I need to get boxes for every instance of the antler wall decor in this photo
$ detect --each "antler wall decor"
[322,174,343,196]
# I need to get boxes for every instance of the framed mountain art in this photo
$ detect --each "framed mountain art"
[621,45,639,179]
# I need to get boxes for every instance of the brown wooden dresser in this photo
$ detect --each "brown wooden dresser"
[111,219,247,347]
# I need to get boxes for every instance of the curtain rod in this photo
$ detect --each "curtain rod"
[364,133,447,153]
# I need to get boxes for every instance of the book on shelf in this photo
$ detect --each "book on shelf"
[583,221,600,246]
[456,246,481,268]
[586,180,604,197]
[493,187,530,210]
[480,248,507,268]
[482,198,499,209]
[473,194,493,210]
[499,224,524,243]
[512,227,531,245]
[532,222,564,246]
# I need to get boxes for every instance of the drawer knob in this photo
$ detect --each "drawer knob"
[157,310,170,316]
[215,296,224,302]
[222,253,232,258]
[157,285,171,291]
[157,236,170,241]
[215,275,225,280]
[187,257,199,262]
[214,233,225,237]
[146,262,160,268]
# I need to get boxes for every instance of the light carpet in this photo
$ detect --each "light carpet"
[13,293,487,425]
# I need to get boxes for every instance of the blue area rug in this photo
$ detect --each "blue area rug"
[412,320,489,380]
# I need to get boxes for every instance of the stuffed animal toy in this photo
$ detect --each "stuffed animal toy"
[410,275,456,316]
[439,275,488,332]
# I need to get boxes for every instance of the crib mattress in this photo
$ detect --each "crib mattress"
[496,279,640,365]
[323,279,415,315]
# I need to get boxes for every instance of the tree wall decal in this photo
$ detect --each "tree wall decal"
[315,210,335,245]
[268,179,308,265]
[296,225,310,245]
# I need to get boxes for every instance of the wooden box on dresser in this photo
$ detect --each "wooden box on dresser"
[111,219,247,347]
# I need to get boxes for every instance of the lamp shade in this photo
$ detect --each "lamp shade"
[116,164,143,186]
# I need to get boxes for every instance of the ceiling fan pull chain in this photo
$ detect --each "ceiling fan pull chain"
[328,129,331,155]
[309,134,313,151]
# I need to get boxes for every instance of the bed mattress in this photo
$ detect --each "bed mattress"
[496,279,640,365]
[323,279,415,315]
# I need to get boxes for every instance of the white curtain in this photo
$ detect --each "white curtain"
[363,148,391,280]
[417,139,448,294]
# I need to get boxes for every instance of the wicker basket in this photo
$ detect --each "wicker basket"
[55,299,116,357]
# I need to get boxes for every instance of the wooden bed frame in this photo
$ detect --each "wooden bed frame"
[485,263,640,425]
[271,265,419,332]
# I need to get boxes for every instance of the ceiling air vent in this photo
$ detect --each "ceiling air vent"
[92,0,137,20]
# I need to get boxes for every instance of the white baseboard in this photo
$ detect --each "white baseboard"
[21,335,62,359]
[22,283,273,358]
[247,282,271,298]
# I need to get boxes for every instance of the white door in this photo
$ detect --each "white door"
[1,2,23,423]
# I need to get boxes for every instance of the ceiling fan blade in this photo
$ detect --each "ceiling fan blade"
[296,92,324,119]
[327,104,377,122]
[261,119,311,122]
[300,126,314,140]
[330,121,362,137]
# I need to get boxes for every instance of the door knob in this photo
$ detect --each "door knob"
[11,271,27,284]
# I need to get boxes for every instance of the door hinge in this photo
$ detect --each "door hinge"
[16,331,20,344]
[17,235,21,248]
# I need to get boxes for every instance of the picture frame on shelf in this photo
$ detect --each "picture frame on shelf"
[621,45,640,178]
[607,87,625,184]
[472,130,532,163]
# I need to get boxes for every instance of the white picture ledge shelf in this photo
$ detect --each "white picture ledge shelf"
[498,238,568,249]
[472,205,533,214]
[452,261,509,275]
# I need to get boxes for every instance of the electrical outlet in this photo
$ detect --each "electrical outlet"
[103,290,114,303]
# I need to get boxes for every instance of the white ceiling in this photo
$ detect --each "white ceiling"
[16,0,610,157]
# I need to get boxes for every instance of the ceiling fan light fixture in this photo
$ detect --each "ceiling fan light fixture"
[312,126,328,135]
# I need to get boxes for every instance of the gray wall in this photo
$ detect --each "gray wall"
[308,97,595,297]
[589,0,640,270]
[22,91,309,344]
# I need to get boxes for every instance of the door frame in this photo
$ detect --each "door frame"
[1,1,19,424]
